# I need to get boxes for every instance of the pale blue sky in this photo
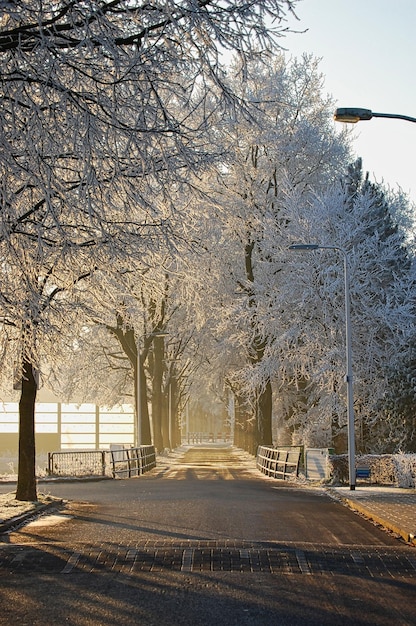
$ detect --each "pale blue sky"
[283,0,416,203]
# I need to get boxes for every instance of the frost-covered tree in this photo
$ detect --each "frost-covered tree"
[180,53,351,452]
[0,0,299,499]
[176,55,415,456]
[87,264,174,452]
[57,258,198,452]
[277,168,416,451]
[378,348,416,453]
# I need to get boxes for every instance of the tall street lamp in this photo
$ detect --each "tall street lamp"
[289,244,356,490]
[334,107,416,124]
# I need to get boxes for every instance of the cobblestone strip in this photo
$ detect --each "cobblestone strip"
[61,551,81,574]
[181,548,194,572]
[295,549,311,575]
[1,544,415,578]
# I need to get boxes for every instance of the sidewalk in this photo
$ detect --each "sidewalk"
[328,485,416,546]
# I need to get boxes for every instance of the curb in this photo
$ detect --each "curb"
[0,499,64,534]
[0,476,112,486]
[341,496,416,546]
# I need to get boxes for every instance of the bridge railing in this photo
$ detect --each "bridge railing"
[110,445,156,478]
[256,446,301,480]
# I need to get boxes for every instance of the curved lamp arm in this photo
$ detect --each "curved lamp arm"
[334,107,416,124]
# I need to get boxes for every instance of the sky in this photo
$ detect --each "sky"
[281,0,416,203]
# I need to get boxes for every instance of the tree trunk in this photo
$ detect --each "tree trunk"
[244,234,273,454]
[255,379,273,449]
[170,377,180,448]
[107,317,152,447]
[138,358,152,445]
[161,390,170,450]
[151,336,164,452]
[234,393,252,453]
[16,360,38,501]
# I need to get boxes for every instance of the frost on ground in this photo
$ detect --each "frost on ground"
[0,492,58,524]
[0,451,49,480]
[0,453,49,523]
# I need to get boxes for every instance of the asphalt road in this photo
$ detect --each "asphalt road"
[0,445,415,625]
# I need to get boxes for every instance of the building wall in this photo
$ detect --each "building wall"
[0,400,135,454]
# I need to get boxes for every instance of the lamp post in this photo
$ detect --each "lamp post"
[289,244,356,490]
[334,107,416,124]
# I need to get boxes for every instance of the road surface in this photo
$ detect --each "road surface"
[0,445,414,625]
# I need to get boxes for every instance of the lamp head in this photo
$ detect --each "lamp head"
[334,107,373,123]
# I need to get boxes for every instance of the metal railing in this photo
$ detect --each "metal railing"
[110,445,156,478]
[48,450,108,477]
[257,446,301,480]
[47,446,157,479]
